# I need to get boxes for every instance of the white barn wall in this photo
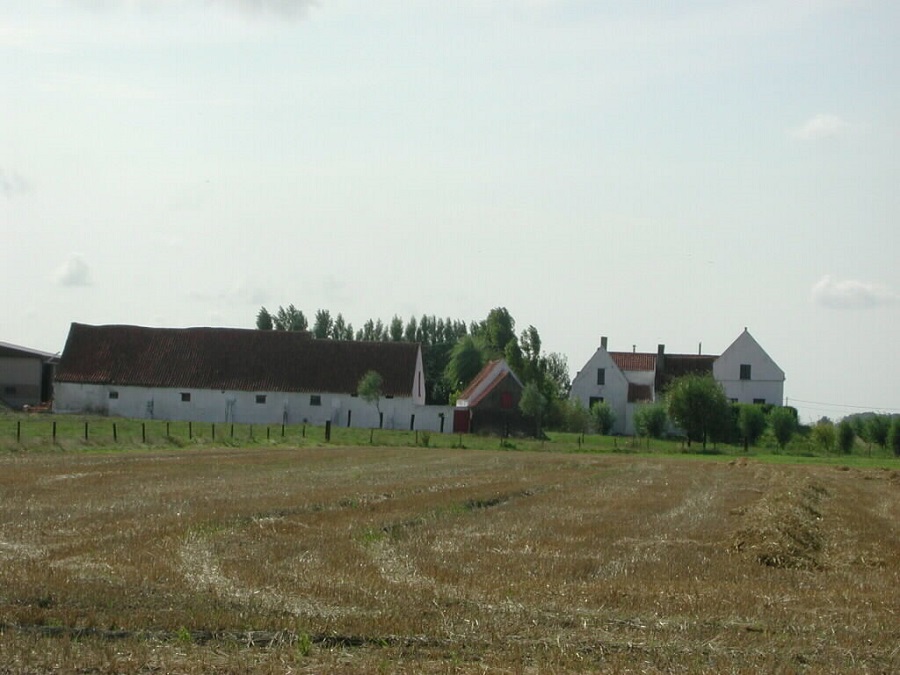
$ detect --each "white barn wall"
[54,382,455,433]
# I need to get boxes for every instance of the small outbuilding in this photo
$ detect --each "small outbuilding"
[0,341,58,410]
[453,360,528,436]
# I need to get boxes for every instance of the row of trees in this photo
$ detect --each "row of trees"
[255,305,570,410]
[549,372,900,455]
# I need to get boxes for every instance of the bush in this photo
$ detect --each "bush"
[590,401,616,435]
[634,403,668,439]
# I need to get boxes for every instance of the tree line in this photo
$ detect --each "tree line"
[255,305,570,411]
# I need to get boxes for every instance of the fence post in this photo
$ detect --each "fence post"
[409,414,415,431]
[84,421,88,441]
[113,423,118,443]
[166,422,170,438]
[281,423,285,438]
[189,421,192,440]
[52,421,57,442]
[325,420,331,442]
[17,420,21,443]
[230,424,234,438]
[212,423,216,441]
[142,422,146,443]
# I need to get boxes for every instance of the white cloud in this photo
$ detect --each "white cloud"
[790,114,850,141]
[54,254,92,287]
[811,275,897,310]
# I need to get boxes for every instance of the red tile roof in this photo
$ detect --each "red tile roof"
[610,352,657,372]
[456,360,523,408]
[55,323,421,397]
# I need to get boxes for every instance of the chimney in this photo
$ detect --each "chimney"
[698,342,702,355]
[600,336,608,350]
[657,343,665,369]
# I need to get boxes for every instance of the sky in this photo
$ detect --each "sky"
[2,0,898,424]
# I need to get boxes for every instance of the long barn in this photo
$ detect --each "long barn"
[53,323,450,431]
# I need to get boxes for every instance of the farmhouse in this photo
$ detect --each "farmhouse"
[453,359,529,435]
[53,323,451,431]
[570,328,785,435]
[0,341,58,410]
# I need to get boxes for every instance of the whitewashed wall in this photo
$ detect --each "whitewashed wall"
[54,382,455,433]
[713,331,784,406]
[569,349,630,434]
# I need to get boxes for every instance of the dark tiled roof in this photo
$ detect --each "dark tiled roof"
[655,354,716,393]
[55,323,421,397]
[627,383,653,403]
[610,352,657,372]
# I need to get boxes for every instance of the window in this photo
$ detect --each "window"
[596,368,605,385]
[589,396,604,408]
[310,395,322,406]
[255,394,267,404]
[753,398,766,405]
[109,391,119,400]
[740,364,751,380]
[181,392,191,402]
[500,391,513,410]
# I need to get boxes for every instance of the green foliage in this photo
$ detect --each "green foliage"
[737,404,767,449]
[562,398,591,434]
[255,307,273,330]
[518,382,547,437]
[272,304,308,331]
[837,419,855,454]
[634,403,668,439]
[445,336,486,394]
[889,417,900,457]
[768,406,796,450]
[357,370,383,415]
[590,401,616,435]
[312,309,333,339]
[811,419,836,453]
[867,415,890,450]
[665,374,730,449]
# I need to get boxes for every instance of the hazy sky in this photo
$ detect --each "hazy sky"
[3,0,898,423]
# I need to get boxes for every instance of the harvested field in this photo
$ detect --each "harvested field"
[0,446,897,673]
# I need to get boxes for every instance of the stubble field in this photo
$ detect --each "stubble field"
[0,445,897,673]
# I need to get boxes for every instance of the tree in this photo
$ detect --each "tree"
[737,404,767,451]
[273,304,307,331]
[888,417,900,457]
[357,370,383,427]
[256,307,273,330]
[312,309,333,339]
[519,381,547,438]
[665,374,730,449]
[590,401,616,435]
[389,315,404,341]
[768,406,796,451]
[445,336,485,395]
[812,419,836,453]
[543,352,571,400]
[867,415,890,450]
[479,307,516,357]
[634,403,668,439]
[837,419,855,454]
[564,398,591,435]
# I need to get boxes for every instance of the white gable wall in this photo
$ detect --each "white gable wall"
[54,382,453,432]
[569,349,630,434]
[713,330,785,405]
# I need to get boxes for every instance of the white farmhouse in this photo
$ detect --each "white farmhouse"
[53,323,450,431]
[570,329,785,435]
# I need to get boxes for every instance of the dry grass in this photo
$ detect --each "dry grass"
[0,446,897,673]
